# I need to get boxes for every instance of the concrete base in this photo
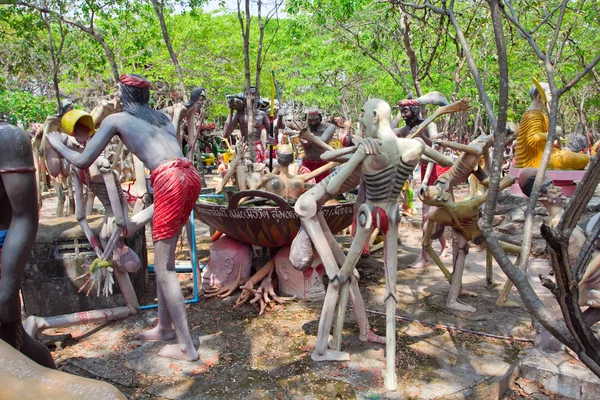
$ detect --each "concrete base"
[22,216,148,317]
[520,348,600,400]
[509,167,586,197]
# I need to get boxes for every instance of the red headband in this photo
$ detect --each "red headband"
[119,74,151,89]
[397,99,420,107]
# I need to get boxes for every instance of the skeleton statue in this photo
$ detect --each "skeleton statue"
[0,122,56,369]
[419,175,520,312]
[47,74,201,362]
[305,99,450,390]
[24,110,154,339]
[392,92,458,269]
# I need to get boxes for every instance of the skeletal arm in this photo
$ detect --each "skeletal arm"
[418,139,453,167]
[434,139,482,156]
[72,170,103,258]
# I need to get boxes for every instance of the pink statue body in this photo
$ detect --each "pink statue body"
[47,74,201,362]
[202,235,253,289]
[275,246,325,301]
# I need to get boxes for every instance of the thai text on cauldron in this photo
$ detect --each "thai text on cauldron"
[196,205,354,220]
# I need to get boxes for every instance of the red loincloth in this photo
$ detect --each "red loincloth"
[150,158,201,242]
[302,158,330,183]
[420,161,450,186]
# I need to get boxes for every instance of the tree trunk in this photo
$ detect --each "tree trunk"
[151,0,187,102]
[239,0,256,162]
[40,10,61,114]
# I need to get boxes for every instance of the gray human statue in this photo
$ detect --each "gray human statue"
[223,86,271,163]
[47,74,202,361]
[0,121,56,369]
[286,107,336,182]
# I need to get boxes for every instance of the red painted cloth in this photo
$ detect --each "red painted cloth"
[302,158,330,183]
[256,141,278,165]
[420,162,450,186]
[372,206,389,234]
[254,141,267,164]
[150,158,201,242]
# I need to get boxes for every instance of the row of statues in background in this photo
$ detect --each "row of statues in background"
[1,75,598,395]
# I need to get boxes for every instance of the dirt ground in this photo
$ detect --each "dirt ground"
[31,181,573,400]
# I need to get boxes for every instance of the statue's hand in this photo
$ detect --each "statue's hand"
[46,131,64,150]
[360,137,381,155]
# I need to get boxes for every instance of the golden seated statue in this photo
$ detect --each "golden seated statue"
[514,80,589,171]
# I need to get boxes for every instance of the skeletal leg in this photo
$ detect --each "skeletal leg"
[446,233,476,313]
[23,307,132,339]
[496,241,523,307]
[54,179,65,218]
[486,248,494,288]
[423,220,452,282]
[318,214,384,346]
[307,213,359,361]
[411,203,432,269]
[113,269,140,312]
[380,206,400,391]
[325,206,374,360]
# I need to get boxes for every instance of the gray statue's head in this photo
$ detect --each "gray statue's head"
[360,99,391,138]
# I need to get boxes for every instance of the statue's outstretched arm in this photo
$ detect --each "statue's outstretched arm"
[47,115,117,169]
[327,145,367,195]
[419,140,453,167]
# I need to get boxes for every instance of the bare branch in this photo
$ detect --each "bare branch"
[558,53,600,96]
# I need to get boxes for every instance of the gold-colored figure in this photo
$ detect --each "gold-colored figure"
[514,80,589,170]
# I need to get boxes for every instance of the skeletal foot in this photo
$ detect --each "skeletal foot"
[137,325,176,342]
[384,372,398,391]
[497,299,520,308]
[311,349,350,362]
[158,343,199,362]
[446,300,476,313]
[410,257,430,269]
[359,330,385,344]
[23,316,41,338]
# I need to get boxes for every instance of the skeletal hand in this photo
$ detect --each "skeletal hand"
[233,280,257,308]
[248,272,284,316]
[76,258,115,297]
